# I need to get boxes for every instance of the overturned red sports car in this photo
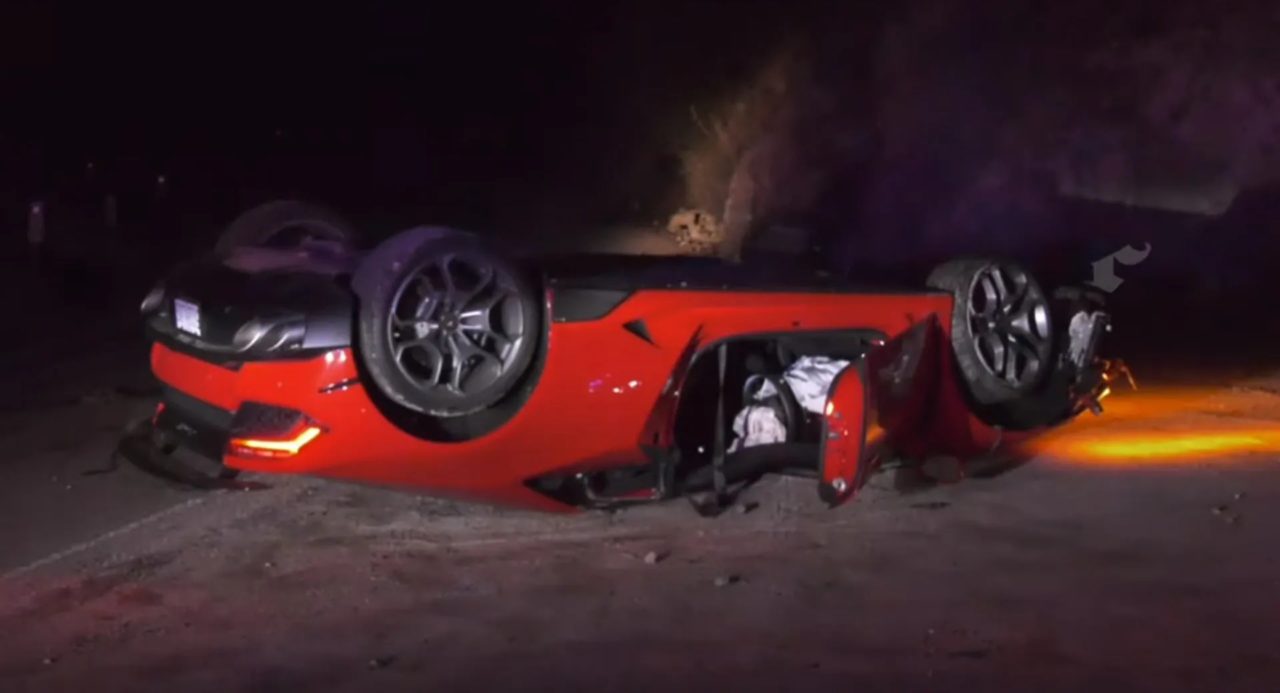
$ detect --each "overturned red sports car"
[123,201,1120,512]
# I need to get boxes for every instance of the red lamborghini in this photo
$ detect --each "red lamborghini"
[123,201,1120,512]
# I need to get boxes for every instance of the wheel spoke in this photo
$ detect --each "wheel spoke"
[1003,338,1020,383]
[973,276,999,317]
[458,265,496,311]
[473,286,512,316]
[394,316,438,332]
[1005,333,1040,385]
[1002,272,1027,315]
[459,323,511,352]
[445,335,466,393]
[981,331,1005,373]
[394,337,428,358]
[394,337,446,385]
[1005,315,1039,341]
[1009,299,1049,344]
[443,333,499,394]
[385,249,535,403]
[410,270,443,301]
[964,263,1052,390]
[439,255,458,303]
[414,294,441,321]
[455,332,502,369]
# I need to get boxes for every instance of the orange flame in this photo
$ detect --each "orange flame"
[1029,385,1280,466]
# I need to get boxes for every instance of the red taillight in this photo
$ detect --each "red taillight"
[228,425,323,459]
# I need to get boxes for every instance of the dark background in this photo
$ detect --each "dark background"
[0,1,815,239]
[2,0,1278,371]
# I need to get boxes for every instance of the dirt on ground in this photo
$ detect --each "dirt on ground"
[2,374,1280,692]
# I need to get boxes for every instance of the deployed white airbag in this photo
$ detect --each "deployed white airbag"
[728,355,852,450]
[782,356,851,414]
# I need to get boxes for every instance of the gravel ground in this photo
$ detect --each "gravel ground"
[2,379,1280,692]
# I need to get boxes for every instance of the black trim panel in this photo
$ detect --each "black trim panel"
[623,319,656,345]
[142,258,354,363]
[157,387,234,461]
[550,287,633,322]
[540,253,941,295]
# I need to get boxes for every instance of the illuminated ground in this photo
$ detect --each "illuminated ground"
[2,372,1280,691]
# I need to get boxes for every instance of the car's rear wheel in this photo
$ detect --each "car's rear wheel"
[928,258,1054,405]
[215,200,359,256]
[355,228,541,417]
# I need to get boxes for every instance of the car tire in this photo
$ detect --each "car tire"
[214,200,359,257]
[354,227,541,417]
[927,258,1055,405]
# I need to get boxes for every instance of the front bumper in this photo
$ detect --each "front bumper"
[145,342,575,511]
[115,417,242,489]
[155,386,234,461]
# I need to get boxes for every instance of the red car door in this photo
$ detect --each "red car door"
[819,316,942,506]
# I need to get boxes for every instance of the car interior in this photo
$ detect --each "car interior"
[672,330,883,492]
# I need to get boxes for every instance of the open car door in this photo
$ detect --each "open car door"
[819,316,942,505]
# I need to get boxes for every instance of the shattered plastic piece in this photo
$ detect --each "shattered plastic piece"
[643,551,663,565]
[714,574,742,587]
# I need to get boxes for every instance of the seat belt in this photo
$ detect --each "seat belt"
[711,341,728,502]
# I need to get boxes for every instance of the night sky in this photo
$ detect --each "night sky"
[0,2,831,234]
[3,0,1279,292]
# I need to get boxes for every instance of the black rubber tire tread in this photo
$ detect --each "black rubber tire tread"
[214,200,358,257]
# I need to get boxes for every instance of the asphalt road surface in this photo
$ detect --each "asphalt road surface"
[2,360,1279,691]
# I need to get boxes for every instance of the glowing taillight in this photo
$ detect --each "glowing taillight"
[228,425,323,458]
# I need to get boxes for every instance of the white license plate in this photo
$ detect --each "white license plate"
[174,298,202,336]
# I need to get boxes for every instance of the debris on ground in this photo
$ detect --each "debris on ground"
[643,551,665,565]
[1212,505,1228,515]
[367,656,396,670]
[713,574,742,588]
[736,501,760,515]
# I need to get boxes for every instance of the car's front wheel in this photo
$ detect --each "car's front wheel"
[354,228,542,417]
